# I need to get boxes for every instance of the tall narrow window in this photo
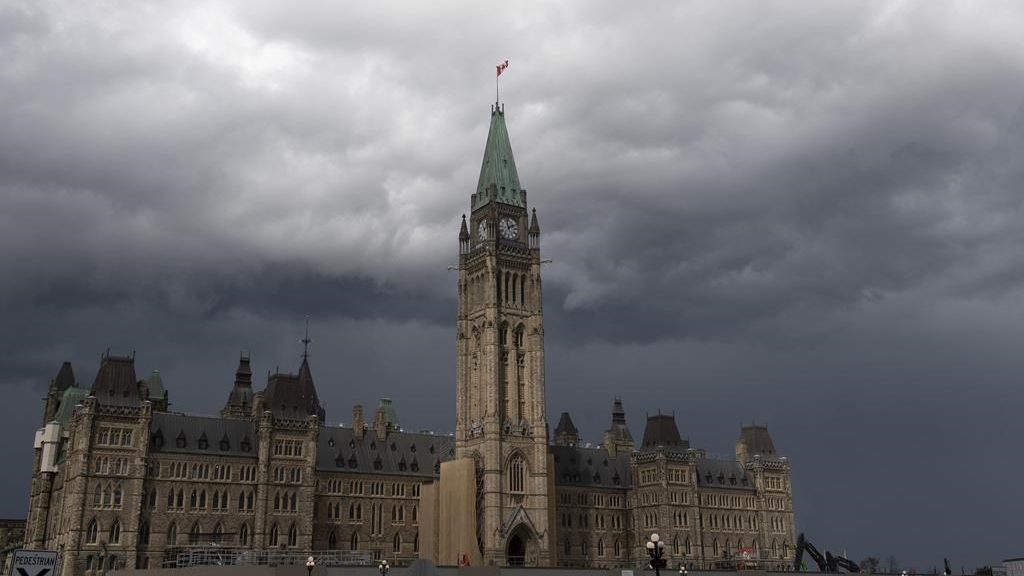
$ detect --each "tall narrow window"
[508,453,525,493]
[393,533,401,554]
[269,524,279,547]
[350,531,360,551]
[86,519,98,544]
[329,531,337,550]
[189,523,201,545]
[167,523,177,546]
[288,524,297,547]
[240,524,249,546]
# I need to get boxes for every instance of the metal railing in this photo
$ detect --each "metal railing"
[166,548,375,569]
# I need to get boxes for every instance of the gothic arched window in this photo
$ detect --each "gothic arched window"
[393,533,402,553]
[167,522,177,546]
[288,524,297,547]
[240,523,249,546]
[108,520,121,544]
[86,519,98,544]
[269,524,279,547]
[350,531,360,551]
[597,539,605,557]
[189,522,201,545]
[508,453,525,494]
[329,531,337,550]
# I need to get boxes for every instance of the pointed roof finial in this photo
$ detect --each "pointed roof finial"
[301,316,312,359]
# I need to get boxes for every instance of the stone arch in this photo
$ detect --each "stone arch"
[506,523,537,567]
[505,450,527,493]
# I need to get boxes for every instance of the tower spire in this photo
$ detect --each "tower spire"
[301,316,312,359]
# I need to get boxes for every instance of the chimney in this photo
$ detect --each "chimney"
[353,405,365,441]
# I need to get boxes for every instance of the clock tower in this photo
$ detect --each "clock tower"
[455,103,552,566]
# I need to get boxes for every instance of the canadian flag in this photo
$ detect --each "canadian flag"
[496,59,509,76]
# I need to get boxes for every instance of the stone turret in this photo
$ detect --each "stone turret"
[602,397,635,457]
[736,424,777,464]
[222,354,255,418]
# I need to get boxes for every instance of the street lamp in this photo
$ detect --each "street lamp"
[306,556,316,576]
[679,565,688,576]
[646,533,666,576]
[379,559,390,576]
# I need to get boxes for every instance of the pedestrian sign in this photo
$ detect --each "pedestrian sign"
[9,550,59,576]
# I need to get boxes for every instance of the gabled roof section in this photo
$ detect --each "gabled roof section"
[90,354,140,407]
[474,105,524,210]
[52,361,76,392]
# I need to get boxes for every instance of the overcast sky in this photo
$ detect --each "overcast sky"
[3,0,1024,570]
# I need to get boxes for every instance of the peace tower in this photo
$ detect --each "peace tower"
[453,102,552,566]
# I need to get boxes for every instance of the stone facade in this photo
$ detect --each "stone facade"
[22,103,796,575]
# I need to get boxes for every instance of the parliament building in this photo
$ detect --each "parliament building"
[24,103,797,575]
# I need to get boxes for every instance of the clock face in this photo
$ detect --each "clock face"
[477,221,488,241]
[499,217,519,239]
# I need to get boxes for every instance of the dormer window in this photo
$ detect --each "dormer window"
[219,438,230,451]
[241,437,251,453]
[373,456,383,470]
[176,432,187,448]
[348,456,358,469]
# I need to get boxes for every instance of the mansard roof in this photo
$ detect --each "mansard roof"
[738,425,777,457]
[550,445,632,489]
[263,358,325,421]
[641,413,689,450]
[316,426,455,478]
[150,413,257,458]
[90,354,141,406]
[695,458,756,492]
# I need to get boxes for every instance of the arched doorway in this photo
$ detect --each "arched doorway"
[507,533,526,566]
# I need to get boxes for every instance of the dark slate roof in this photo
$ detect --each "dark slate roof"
[263,359,325,421]
[52,362,76,392]
[641,414,689,450]
[695,458,756,492]
[738,425,777,457]
[554,412,578,436]
[150,413,257,458]
[316,426,455,477]
[90,354,141,406]
[550,445,632,489]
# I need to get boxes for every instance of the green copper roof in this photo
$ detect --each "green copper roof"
[474,106,524,210]
[54,386,89,427]
[145,369,167,400]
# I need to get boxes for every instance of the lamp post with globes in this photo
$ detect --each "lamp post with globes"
[306,556,316,576]
[379,559,390,576]
[646,533,667,576]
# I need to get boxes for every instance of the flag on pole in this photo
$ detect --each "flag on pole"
[496,59,509,76]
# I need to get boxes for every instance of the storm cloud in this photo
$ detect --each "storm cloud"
[2,0,1024,570]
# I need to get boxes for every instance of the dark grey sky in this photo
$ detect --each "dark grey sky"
[2,0,1023,570]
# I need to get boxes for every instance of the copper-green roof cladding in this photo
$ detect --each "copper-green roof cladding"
[144,370,167,401]
[54,386,89,427]
[474,105,524,210]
